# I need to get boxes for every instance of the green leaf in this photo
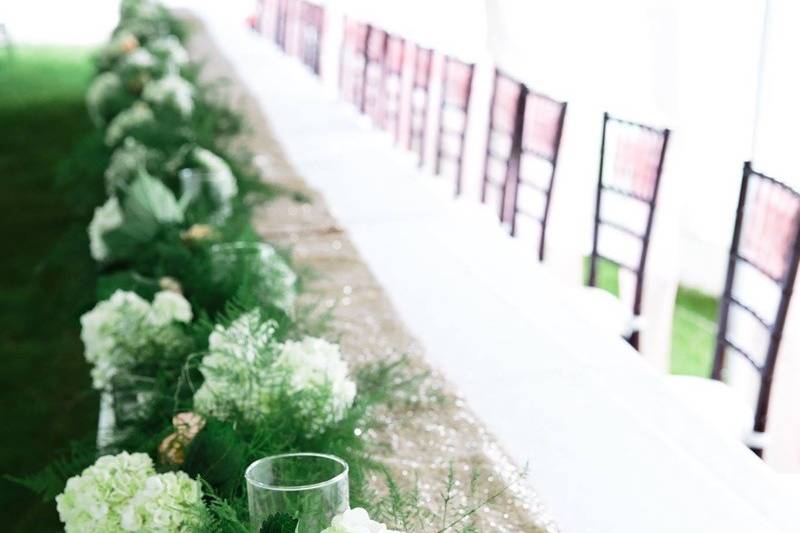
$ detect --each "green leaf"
[259,513,298,533]
[124,171,184,233]
[102,172,185,258]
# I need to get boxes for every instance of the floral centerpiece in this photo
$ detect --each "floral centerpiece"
[55,452,204,533]
[80,289,193,389]
[193,310,356,433]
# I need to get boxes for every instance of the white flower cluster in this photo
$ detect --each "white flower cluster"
[276,336,357,427]
[122,48,158,71]
[56,451,203,533]
[105,102,155,146]
[322,508,403,533]
[96,30,140,70]
[88,196,124,261]
[86,72,124,127]
[80,289,192,389]
[104,137,155,195]
[147,35,189,68]
[142,73,195,117]
[193,310,356,431]
[193,147,239,206]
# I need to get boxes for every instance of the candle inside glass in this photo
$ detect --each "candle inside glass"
[245,453,349,532]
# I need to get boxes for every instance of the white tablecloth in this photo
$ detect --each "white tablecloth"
[178,5,799,532]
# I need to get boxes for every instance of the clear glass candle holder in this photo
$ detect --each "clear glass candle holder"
[245,453,349,532]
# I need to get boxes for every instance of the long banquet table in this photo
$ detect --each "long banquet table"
[179,5,798,532]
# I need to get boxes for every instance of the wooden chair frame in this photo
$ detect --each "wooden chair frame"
[298,1,324,75]
[712,162,800,454]
[361,26,388,121]
[435,56,475,196]
[509,88,567,260]
[382,34,406,143]
[481,69,526,223]
[406,44,434,167]
[338,18,369,109]
[587,112,670,349]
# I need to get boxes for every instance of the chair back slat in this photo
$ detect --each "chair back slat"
[407,45,434,166]
[712,163,800,445]
[435,56,475,196]
[588,112,670,349]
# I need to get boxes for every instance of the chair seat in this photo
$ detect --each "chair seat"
[576,286,636,337]
[666,375,754,443]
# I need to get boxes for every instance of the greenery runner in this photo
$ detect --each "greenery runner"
[10,2,528,532]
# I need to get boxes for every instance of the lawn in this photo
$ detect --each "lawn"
[0,46,99,532]
[585,257,719,376]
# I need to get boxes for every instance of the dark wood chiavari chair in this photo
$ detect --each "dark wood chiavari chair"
[707,163,800,454]
[406,44,434,167]
[382,34,406,143]
[587,112,670,349]
[435,56,475,196]
[274,0,290,50]
[338,18,369,109]
[509,87,567,261]
[481,69,567,261]
[362,26,387,122]
[481,69,525,224]
[297,1,324,75]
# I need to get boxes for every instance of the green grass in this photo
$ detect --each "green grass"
[584,257,719,376]
[670,286,718,376]
[0,46,98,532]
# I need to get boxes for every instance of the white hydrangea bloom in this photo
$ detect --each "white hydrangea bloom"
[151,290,193,326]
[105,102,155,146]
[56,452,203,533]
[322,508,403,533]
[148,35,189,67]
[142,73,194,117]
[104,137,153,195]
[118,471,203,532]
[122,48,157,70]
[88,196,124,261]
[80,289,193,389]
[193,147,238,206]
[86,72,124,127]
[275,336,357,427]
[193,310,356,431]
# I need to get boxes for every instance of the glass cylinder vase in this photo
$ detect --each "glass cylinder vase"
[245,452,349,532]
